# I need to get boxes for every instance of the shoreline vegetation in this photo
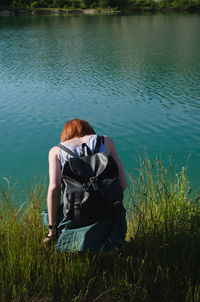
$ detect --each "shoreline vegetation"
[0,0,200,15]
[1,157,200,301]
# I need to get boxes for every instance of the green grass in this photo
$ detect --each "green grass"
[0,157,200,302]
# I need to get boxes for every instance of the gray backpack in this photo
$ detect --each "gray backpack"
[58,136,123,225]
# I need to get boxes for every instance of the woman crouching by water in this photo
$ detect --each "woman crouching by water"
[43,118,127,252]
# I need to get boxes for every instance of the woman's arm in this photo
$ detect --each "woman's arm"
[47,146,61,229]
[104,136,127,191]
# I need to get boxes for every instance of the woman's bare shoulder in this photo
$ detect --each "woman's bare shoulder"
[48,146,59,159]
[103,135,113,143]
[103,136,115,150]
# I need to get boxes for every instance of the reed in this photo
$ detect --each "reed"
[0,157,200,302]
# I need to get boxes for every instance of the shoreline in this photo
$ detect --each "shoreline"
[0,8,120,16]
[0,6,200,16]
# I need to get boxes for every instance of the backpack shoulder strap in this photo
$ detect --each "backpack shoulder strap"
[57,143,78,157]
[94,135,104,154]
[81,143,92,156]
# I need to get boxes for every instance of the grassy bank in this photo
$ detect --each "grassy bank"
[0,157,200,302]
[1,0,200,13]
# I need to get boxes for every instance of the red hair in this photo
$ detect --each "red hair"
[60,119,96,142]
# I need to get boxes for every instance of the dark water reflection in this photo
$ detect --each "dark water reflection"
[0,14,199,192]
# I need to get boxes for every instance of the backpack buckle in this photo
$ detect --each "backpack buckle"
[113,201,121,207]
[90,177,99,191]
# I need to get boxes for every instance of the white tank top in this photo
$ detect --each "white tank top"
[58,134,110,169]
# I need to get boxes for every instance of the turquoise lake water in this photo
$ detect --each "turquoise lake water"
[0,14,200,194]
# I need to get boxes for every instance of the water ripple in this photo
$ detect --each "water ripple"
[0,15,200,190]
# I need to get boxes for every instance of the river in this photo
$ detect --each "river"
[0,14,199,194]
